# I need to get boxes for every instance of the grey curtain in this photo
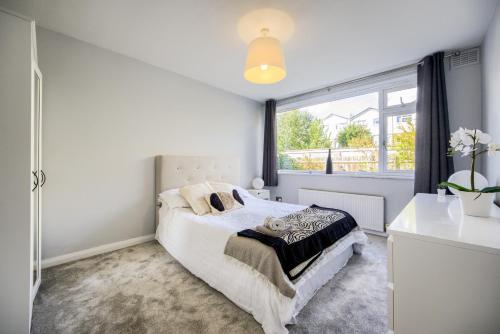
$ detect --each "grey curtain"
[262,99,278,186]
[414,52,454,194]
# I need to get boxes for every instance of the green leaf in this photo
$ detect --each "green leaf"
[438,181,472,192]
[480,186,500,193]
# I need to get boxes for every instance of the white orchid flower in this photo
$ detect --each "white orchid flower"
[449,128,494,156]
[461,146,472,156]
[488,143,498,156]
[454,127,466,139]
[450,128,466,147]
[462,136,474,146]
[478,131,492,144]
[450,135,461,148]
[464,128,476,135]
[461,129,475,146]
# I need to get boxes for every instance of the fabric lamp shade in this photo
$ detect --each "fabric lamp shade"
[244,35,286,84]
[252,177,265,190]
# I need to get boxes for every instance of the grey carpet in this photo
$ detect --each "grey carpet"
[32,235,387,334]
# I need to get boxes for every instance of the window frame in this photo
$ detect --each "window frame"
[276,71,417,177]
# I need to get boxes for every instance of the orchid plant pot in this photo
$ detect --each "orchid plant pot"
[457,191,495,217]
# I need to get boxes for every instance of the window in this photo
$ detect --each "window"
[277,72,416,175]
[385,87,417,107]
[385,113,416,171]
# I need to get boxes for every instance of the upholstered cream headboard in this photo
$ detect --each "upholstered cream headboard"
[154,155,240,226]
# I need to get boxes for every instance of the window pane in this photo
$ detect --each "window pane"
[277,92,379,172]
[386,87,417,107]
[386,113,416,171]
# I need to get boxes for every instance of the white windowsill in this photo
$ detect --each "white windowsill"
[278,170,414,180]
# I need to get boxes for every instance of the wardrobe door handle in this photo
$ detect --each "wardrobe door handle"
[32,171,39,192]
[40,170,46,187]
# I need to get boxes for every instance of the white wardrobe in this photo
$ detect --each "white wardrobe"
[0,8,43,333]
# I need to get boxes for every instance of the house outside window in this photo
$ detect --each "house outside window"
[277,70,417,176]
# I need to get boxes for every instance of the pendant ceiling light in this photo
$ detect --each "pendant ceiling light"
[244,28,286,84]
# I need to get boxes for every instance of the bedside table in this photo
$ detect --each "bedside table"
[247,189,270,200]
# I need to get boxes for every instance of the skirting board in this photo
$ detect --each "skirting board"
[364,229,388,237]
[41,234,155,269]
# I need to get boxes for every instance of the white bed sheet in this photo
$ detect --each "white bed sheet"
[155,194,367,334]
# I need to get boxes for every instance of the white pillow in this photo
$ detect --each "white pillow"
[233,185,251,199]
[205,191,244,215]
[209,182,250,199]
[158,188,190,209]
[179,182,214,215]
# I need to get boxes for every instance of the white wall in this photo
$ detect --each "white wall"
[271,174,414,226]
[482,2,500,204]
[444,57,483,172]
[271,57,483,226]
[37,28,263,259]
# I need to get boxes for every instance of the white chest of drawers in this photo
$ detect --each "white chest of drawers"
[387,194,500,334]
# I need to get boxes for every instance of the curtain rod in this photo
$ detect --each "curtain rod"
[277,46,478,107]
[416,50,463,66]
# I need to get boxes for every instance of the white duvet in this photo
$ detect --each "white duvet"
[155,190,367,334]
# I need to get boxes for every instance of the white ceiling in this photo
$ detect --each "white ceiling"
[2,0,498,102]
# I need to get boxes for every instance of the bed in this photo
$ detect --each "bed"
[154,155,367,334]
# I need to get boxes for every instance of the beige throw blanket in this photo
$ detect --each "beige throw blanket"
[224,235,297,298]
[224,230,361,298]
[224,206,364,298]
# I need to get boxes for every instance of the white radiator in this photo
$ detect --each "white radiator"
[298,188,385,233]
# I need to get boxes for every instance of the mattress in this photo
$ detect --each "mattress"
[155,192,367,334]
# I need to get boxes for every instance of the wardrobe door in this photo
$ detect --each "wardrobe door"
[31,64,42,300]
